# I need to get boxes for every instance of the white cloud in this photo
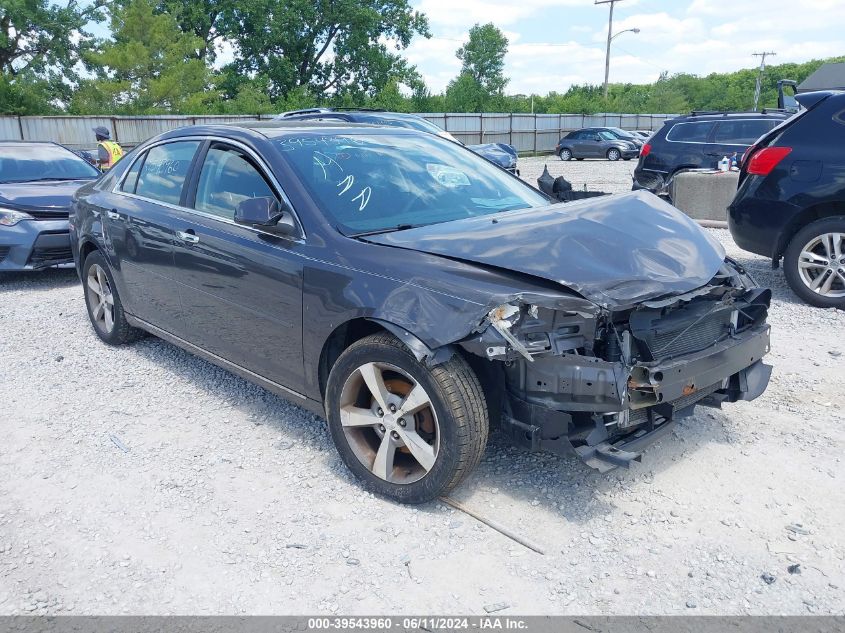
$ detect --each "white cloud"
[415,0,585,27]
[406,0,845,95]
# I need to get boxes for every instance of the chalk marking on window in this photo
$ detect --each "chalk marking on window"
[337,174,354,195]
[351,187,372,211]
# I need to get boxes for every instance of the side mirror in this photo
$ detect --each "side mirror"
[234,196,296,236]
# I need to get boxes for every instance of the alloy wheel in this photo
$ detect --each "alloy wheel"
[797,232,845,298]
[339,362,440,485]
[607,149,620,161]
[86,263,116,333]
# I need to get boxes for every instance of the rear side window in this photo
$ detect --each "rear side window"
[135,141,200,206]
[120,154,144,194]
[713,119,776,145]
[666,122,716,142]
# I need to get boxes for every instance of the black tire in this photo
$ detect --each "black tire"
[83,250,145,345]
[623,157,632,161]
[783,216,845,308]
[575,157,584,161]
[607,148,621,161]
[559,148,572,161]
[325,332,488,504]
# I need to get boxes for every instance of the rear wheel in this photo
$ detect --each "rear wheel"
[607,148,621,161]
[558,148,572,161]
[783,217,845,308]
[83,250,145,345]
[325,333,488,504]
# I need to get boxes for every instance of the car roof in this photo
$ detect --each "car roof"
[154,120,427,145]
[232,120,415,135]
[671,110,791,123]
[0,140,63,148]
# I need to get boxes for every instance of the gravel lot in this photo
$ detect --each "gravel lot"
[1,161,843,616]
[519,155,638,194]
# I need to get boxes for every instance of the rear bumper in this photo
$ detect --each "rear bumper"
[0,219,72,271]
[502,323,772,472]
[728,192,800,260]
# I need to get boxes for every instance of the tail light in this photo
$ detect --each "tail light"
[746,146,792,176]
[640,143,651,157]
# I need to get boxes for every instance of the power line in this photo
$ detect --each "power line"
[752,51,776,111]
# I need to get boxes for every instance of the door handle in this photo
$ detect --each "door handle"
[177,230,199,244]
[107,209,121,220]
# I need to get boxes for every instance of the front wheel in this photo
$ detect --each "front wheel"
[607,148,621,161]
[783,217,845,308]
[325,333,488,504]
[559,148,572,161]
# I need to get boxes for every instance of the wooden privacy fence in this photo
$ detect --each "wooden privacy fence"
[0,112,679,154]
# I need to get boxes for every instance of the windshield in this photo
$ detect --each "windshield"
[0,144,100,183]
[275,132,547,235]
[598,131,618,141]
[608,127,635,139]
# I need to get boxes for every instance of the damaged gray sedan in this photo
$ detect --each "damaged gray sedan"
[70,121,772,504]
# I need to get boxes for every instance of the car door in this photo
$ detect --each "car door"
[585,131,604,157]
[569,131,589,157]
[104,140,201,334]
[167,140,306,393]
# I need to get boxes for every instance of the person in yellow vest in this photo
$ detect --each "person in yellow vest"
[93,126,124,171]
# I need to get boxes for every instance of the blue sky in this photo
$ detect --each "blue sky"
[404,0,845,94]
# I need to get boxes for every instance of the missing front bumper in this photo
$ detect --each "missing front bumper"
[501,325,772,473]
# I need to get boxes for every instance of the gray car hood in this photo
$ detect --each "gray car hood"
[364,191,726,308]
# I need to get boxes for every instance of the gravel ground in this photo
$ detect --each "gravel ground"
[518,155,638,194]
[1,169,844,615]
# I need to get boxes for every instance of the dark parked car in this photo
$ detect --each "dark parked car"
[633,110,790,192]
[729,90,845,308]
[277,108,520,175]
[556,129,639,161]
[1,141,101,271]
[71,121,772,503]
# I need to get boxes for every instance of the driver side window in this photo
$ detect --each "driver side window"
[194,145,277,220]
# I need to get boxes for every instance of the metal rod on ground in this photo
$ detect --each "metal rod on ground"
[439,496,546,555]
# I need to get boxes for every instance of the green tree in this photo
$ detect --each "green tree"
[70,0,217,114]
[455,23,508,96]
[151,0,237,62]
[0,0,104,112]
[220,0,429,102]
[445,71,488,112]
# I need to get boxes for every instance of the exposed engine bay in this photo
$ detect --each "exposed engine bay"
[457,258,772,472]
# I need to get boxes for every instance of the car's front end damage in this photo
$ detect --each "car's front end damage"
[458,259,771,472]
[364,191,773,472]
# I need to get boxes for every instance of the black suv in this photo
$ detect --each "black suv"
[729,90,845,308]
[633,110,790,191]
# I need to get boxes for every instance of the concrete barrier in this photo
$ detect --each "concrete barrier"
[669,170,739,222]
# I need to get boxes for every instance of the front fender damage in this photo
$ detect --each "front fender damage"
[375,269,771,475]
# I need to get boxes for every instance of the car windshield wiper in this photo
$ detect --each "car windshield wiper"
[349,223,426,237]
[0,177,84,184]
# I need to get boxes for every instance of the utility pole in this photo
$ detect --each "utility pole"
[596,0,626,100]
[752,51,776,111]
